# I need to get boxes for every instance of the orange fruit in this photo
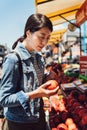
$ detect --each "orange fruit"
[52,128,57,130]
[46,80,58,90]
[57,123,68,130]
[68,123,77,130]
[65,118,74,126]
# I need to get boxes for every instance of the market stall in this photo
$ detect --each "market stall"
[43,62,87,130]
[35,1,87,129]
[35,0,85,26]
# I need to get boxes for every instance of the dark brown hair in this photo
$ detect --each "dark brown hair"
[12,13,53,49]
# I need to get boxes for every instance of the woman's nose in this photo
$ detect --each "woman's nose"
[42,39,48,45]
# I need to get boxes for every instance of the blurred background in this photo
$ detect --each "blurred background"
[0,0,87,77]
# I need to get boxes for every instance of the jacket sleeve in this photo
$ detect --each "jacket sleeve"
[0,53,30,111]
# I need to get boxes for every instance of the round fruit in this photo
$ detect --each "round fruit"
[57,123,68,130]
[65,118,74,126]
[81,115,87,125]
[68,123,77,130]
[46,80,58,90]
[52,128,57,130]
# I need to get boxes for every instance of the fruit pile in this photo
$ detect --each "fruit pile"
[66,90,87,130]
[44,62,76,85]
[49,90,87,130]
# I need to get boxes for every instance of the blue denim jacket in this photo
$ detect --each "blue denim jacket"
[0,43,45,123]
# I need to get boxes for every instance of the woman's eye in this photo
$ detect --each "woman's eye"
[47,37,50,41]
[39,37,45,41]
[40,36,44,39]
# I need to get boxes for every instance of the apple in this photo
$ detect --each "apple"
[46,80,58,90]
[78,94,86,102]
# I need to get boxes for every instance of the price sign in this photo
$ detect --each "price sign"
[80,56,87,76]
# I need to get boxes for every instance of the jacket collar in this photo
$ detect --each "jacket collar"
[15,43,42,61]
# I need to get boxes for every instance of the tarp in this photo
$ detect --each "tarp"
[48,29,67,44]
[35,0,85,26]
[35,0,85,43]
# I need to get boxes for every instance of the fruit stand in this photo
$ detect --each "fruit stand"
[43,86,87,130]
[40,0,87,129]
[43,62,87,130]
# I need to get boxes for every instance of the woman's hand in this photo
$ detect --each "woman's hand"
[28,82,59,99]
[38,82,59,97]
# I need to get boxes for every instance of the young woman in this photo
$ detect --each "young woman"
[0,13,59,130]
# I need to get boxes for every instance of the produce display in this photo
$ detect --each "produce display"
[44,62,77,85]
[43,62,87,130]
[47,89,87,130]
[66,90,87,129]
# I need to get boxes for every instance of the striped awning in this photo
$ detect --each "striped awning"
[35,0,85,26]
[35,0,85,43]
[48,29,67,44]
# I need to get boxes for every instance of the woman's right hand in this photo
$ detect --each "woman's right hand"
[28,81,59,99]
[38,82,59,97]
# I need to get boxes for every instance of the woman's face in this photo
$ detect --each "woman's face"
[25,27,51,52]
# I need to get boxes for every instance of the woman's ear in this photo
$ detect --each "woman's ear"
[26,30,31,37]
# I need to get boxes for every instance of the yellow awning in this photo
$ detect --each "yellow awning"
[48,29,67,44]
[35,0,85,43]
[35,0,85,25]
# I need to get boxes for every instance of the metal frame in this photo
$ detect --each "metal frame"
[48,9,82,56]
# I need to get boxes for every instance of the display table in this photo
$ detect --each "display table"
[47,82,87,130]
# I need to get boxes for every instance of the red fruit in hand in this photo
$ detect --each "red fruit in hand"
[46,80,58,90]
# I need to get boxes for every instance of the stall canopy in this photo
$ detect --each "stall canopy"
[35,0,85,44]
[35,0,85,26]
[48,29,67,44]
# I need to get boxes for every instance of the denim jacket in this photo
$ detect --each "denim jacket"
[0,43,45,123]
